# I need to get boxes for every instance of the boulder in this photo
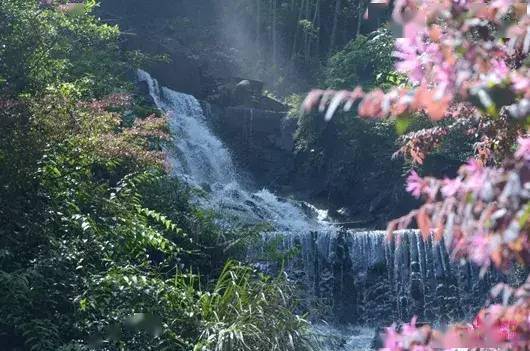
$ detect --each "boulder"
[233,80,253,105]
[135,80,156,106]
[146,52,204,98]
[205,104,296,189]
[258,95,289,112]
[207,77,287,111]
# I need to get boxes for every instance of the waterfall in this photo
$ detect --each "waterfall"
[264,230,501,327]
[137,70,501,349]
[137,69,331,233]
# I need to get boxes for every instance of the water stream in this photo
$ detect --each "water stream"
[137,70,501,350]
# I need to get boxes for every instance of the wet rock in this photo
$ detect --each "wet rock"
[205,104,296,188]
[258,95,289,112]
[410,277,424,301]
[200,183,212,193]
[369,192,389,213]
[233,80,253,105]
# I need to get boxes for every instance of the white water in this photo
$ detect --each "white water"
[313,325,376,351]
[137,70,374,350]
[136,70,497,351]
[137,69,333,234]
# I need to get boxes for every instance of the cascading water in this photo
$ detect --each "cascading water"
[137,69,328,233]
[267,230,501,326]
[137,70,501,350]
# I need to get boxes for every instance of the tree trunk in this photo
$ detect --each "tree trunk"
[291,0,305,60]
[330,0,342,52]
[303,0,311,62]
[257,0,261,44]
[272,0,277,68]
[306,0,320,63]
[356,0,363,37]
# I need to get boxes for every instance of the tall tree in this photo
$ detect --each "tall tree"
[330,0,342,52]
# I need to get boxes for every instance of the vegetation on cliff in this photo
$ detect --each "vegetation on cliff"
[0,1,312,350]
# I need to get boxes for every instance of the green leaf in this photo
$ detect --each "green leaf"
[47,165,62,177]
[395,117,412,135]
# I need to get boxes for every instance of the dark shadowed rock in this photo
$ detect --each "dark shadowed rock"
[233,80,253,105]
[205,103,296,188]
[136,80,150,97]
[147,53,203,98]
[258,95,289,112]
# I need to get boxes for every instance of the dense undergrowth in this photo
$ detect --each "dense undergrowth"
[0,1,312,350]
[288,27,474,226]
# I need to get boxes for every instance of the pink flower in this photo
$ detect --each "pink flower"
[491,59,510,78]
[465,172,487,193]
[402,316,418,335]
[469,234,491,266]
[491,0,516,11]
[384,327,402,350]
[395,38,424,84]
[495,320,517,341]
[392,0,419,24]
[460,158,486,191]
[512,75,530,93]
[515,136,530,161]
[411,346,431,351]
[441,177,463,197]
[406,170,424,198]
[302,90,324,114]
[463,158,483,175]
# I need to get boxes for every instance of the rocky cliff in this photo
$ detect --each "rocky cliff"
[113,0,416,229]
[203,102,416,229]
[205,104,297,189]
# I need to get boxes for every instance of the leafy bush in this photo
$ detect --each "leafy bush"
[0,2,311,350]
[195,261,312,351]
[0,0,128,97]
[323,27,395,90]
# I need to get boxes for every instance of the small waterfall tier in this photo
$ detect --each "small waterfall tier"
[255,230,502,327]
[137,70,501,336]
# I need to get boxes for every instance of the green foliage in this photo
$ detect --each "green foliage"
[285,93,305,118]
[376,71,409,91]
[261,235,302,268]
[298,19,319,39]
[0,2,310,350]
[0,0,127,97]
[417,119,477,176]
[324,28,395,90]
[195,261,312,351]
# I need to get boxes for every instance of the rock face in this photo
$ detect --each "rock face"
[98,0,233,99]
[202,104,416,228]
[206,78,287,111]
[205,104,297,187]
[146,52,204,98]
[290,112,419,228]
